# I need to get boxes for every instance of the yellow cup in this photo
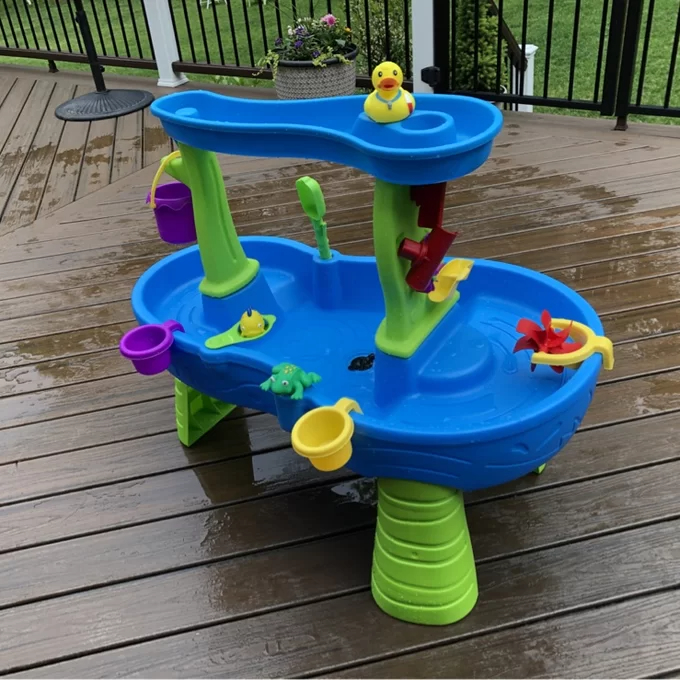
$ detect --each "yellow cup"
[531,319,615,371]
[292,398,362,472]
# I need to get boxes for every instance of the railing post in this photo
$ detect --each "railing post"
[614,0,644,130]
[142,0,188,88]
[432,0,451,93]
[512,44,537,112]
[601,0,638,122]
[412,0,436,92]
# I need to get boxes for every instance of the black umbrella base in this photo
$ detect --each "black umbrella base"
[55,89,155,121]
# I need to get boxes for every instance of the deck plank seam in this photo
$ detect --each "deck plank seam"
[0,473,361,558]
[1,403,677,552]
[3,218,680,304]
[1,244,676,325]
[5,516,680,677]
[302,579,680,679]
[0,302,670,420]
[33,83,77,222]
[0,583,369,677]
[0,80,57,226]
[27,147,678,242]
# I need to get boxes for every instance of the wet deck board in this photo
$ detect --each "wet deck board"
[1,77,680,676]
[0,65,280,240]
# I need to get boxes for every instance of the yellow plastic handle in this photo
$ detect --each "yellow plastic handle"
[531,319,615,371]
[149,150,181,210]
[335,397,362,415]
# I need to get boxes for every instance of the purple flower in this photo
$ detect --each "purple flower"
[295,25,306,35]
[294,39,303,48]
[312,50,321,57]
[320,13,336,25]
[275,37,283,45]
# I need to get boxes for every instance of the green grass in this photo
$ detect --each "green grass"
[0,0,344,86]
[1,0,679,124]
[502,0,680,123]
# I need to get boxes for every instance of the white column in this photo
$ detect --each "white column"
[142,0,189,88]
[411,0,435,93]
[513,44,538,113]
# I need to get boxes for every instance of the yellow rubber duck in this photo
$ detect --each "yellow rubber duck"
[238,308,269,339]
[364,62,416,124]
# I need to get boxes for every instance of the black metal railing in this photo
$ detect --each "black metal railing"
[434,0,613,112]
[616,0,680,122]
[169,0,413,88]
[3,0,679,128]
[0,0,156,71]
[0,0,414,86]
[434,0,680,126]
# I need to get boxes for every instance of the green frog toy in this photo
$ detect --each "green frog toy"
[260,363,322,400]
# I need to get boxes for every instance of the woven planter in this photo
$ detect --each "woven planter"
[274,47,358,100]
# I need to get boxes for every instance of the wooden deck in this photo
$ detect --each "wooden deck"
[2,69,680,677]
[0,64,275,241]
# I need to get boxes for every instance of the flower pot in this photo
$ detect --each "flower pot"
[120,320,183,376]
[275,47,358,100]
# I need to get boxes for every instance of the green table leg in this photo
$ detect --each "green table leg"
[175,379,236,447]
[372,478,478,625]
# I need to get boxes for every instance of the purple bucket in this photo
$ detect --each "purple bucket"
[120,320,184,376]
[147,182,197,245]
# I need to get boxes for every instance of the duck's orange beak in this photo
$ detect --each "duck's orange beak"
[379,77,398,90]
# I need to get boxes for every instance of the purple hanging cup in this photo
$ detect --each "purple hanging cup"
[120,320,184,375]
[147,182,197,245]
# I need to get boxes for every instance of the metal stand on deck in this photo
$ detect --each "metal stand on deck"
[55,0,154,122]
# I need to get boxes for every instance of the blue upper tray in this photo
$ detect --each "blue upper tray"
[150,91,503,185]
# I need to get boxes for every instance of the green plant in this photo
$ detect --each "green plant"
[258,13,354,75]
[349,0,411,76]
[454,0,507,92]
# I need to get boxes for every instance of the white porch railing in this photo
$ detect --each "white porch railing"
[142,0,187,88]
[143,0,536,107]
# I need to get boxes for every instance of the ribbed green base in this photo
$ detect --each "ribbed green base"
[174,379,236,447]
[371,479,478,626]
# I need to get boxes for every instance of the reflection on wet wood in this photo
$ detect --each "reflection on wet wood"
[7,472,680,677]
[0,83,75,233]
[30,521,679,679]
[38,84,92,218]
[111,110,143,184]
[142,107,172,168]
[0,80,56,237]
[0,371,170,429]
[329,590,680,679]
[74,117,116,201]
[0,322,135,370]
[0,258,156,301]
[604,301,680,341]
[0,279,137,322]
[2,71,680,677]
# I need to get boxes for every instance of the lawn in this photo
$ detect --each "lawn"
[0,0,678,122]
[502,0,680,121]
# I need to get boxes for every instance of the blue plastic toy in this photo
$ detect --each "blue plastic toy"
[121,86,614,627]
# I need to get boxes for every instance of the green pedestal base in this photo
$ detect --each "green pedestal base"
[371,479,478,626]
[174,379,236,447]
